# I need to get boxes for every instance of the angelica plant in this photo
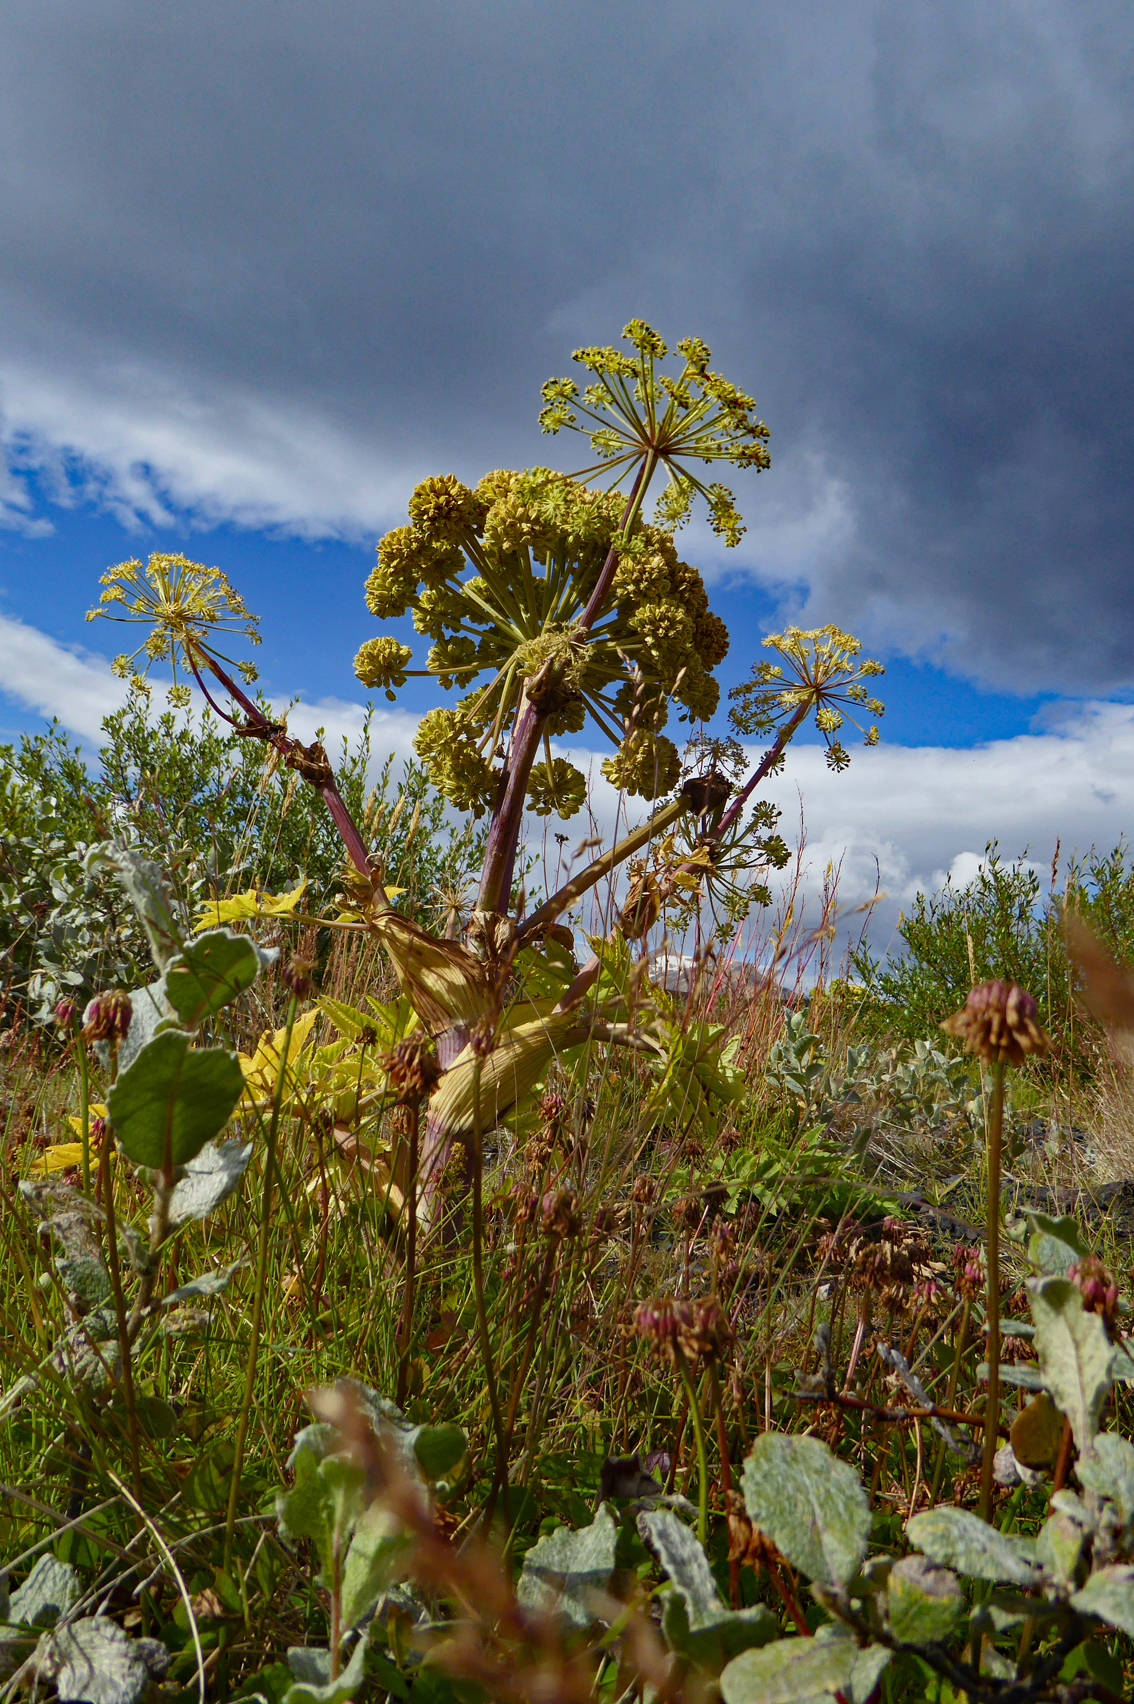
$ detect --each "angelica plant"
[84,324,885,1242]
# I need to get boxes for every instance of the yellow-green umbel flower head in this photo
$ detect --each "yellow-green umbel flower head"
[360,464,733,809]
[527,758,587,820]
[353,637,413,700]
[728,625,885,770]
[86,553,261,695]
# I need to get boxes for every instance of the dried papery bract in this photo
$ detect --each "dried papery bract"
[939,979,1050,1065]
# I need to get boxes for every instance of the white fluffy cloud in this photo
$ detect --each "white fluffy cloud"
[4,612,1130,959]
[0,610,420,759]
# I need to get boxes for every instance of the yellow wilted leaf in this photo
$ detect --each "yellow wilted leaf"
[194,879,308,931]
[27,1141,114,1177]
[239,1007,320,1104]
[427,1012,584,1138]
[371,912,493,1032]
[66,1103,108,1136]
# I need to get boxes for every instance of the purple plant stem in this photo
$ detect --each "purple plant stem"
[189,645,376,884]
[476,462,649,915]
[712,702,810,845]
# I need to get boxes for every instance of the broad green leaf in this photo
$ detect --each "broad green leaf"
[885,1556,965,1646]
[1078,1432,1134,1534]
[283,1628,370,1704]
[1026,1212,1088,1276]
[638,1510,776,1675]
[412,1424,468,1484]
[109,1031,243,1169]
[9,1557,80,1628]
[162,928,271,1027]
[721,1632,854,1704]
[169,1140,253,1224]
[1030,1276,1116,1456]
[32,1616,169,1704]
[194,879,307,931]
[741,1433,870,1588]
[907,1508,1042,1585]
[276,1426,366,1589]
[517,1505,619,1628]
[87,841,183,968]
[1071,1565,1134,1638]
[340,1509,411,1631]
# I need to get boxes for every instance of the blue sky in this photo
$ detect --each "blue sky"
[1,0,1132,934]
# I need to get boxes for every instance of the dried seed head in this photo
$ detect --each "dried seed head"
[940,980,1050,1066]
[1068,1255,1119,1331]
[81,991,133,1044]
[280,958,315,1000]
[383,1034,443,1103]
[541,1187,581,1239]
[634,1295,730,1365]
[951,1242,985,1301]
[630,1174,657,1207]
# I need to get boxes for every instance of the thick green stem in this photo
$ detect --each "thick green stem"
[224,995,298,1576]
[979,1062,1005,1524]
[396,1104,420,1408]
[674,1345,710,1545]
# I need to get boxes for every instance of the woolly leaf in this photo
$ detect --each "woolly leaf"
[907,1507,1042,1585]
[32,1617,169,1704]
[741,1433,870,1588]
[517,1504,619,1628]
[1030,1275,1116,1455]
[638,1510,776,1675]
[169,1140,253,1224]
[1071,1566,1134,1639]
[885,1556,965,1646]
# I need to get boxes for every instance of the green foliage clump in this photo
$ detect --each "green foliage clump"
[853,841,1134,1061]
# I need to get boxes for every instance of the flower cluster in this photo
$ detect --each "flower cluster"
[81,990,133,1045]
[540,321,771,546]
[1069,1255,1120,1332]
[355,460,734,810]
[634,1295,731,1366]
[353,637,413,700]
[87,553,261,695]
[940,980,1050,1066]
[728,625,885,770]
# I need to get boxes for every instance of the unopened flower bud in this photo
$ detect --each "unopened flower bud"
[54,998,77,1028]
[82,991,133,1045]
[541,1187,581,1240]
[940,980,1050,1066]
[280,958,315,1000]
[1069,1255,1119,1330]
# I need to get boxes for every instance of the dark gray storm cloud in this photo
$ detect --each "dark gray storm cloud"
[1,0,1131,691]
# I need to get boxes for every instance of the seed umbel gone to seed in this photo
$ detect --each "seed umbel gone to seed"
[940,980,1050,1067]
[81,990,133,1044]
